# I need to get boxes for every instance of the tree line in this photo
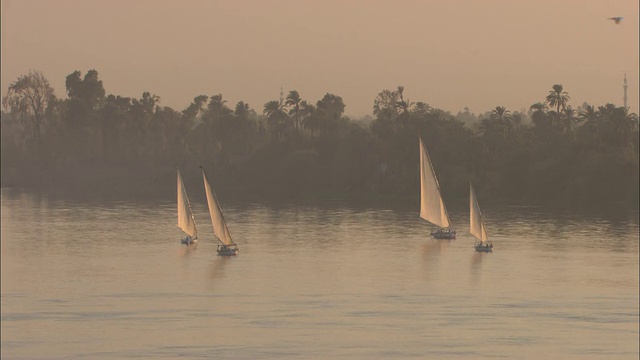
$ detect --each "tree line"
[2,70,638,208]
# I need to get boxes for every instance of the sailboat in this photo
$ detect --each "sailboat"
[419,135,456,239]
[470,182,493,252]
[201,166,239,256]
[177,169,198,245]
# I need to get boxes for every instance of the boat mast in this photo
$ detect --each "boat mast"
[469,182,488,242]
[201,166,235,246]
[177,168,197,238]
[419,133,452,228]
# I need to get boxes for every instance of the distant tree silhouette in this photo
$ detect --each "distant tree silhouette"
[2,70,55,146]
[546,84,570,114]
[285,90,302,131]
[1,70,638,209]
[263,99,288,140]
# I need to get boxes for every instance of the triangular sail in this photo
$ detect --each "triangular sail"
[419,136,451,228]
[202,168,234,246]
[469,182,488,243]
[177,169,197,238]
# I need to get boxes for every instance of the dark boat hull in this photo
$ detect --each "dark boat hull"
[474,243,493,252]
[217,244,239,256]
[180,237,197,245]
[431,230,456,239]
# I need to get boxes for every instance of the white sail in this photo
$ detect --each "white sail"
[177,169,197,238]
[469,182,488,243]
[419,136,451,228]
[202,168,234,246]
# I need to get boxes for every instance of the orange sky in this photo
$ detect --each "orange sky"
[2,0,638,117]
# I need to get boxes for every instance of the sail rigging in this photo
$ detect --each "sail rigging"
[469,182,488,243]
[202,168,234,246]
[177,169,197,238]
[419,135,451,228]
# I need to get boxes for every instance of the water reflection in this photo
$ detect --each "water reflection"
[471,251,484,268]
[178,243,197,259]
[420,239,451,283]
[421,239,450,260]
[209,256,230,281]
[2,188,638,359]
[470,252,484,284]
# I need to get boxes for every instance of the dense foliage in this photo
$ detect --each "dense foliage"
[2,71,638,208]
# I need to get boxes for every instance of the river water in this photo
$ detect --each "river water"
[1,188,638,359]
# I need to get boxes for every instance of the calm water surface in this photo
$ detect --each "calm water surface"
[1,188,638,359]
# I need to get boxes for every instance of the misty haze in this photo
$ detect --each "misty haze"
[2,1,638,359]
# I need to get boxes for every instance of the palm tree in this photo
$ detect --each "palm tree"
[490,106,511,121]
[412,102,431,116]
[546,84,570,114]
[234,101,250,119]
[579,104,599,130]
[529,102,548,123]
[316,93,345,137]
[234,101,251,137]
[610,107,636,140]
[560,106,579,135]
[207,94,230,120]
[285,90,302,131]
[594,104,636,147]
[395,86,414,115]
[488,106,512,140]
[299,100,317,138]
[233,101,255,156]
[529,102,548,113]
[529,102,552,138]
[263,100,287,140]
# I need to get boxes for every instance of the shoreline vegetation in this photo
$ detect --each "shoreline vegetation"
[2,71,638,210]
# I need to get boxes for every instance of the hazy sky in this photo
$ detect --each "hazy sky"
[2,0,638,117]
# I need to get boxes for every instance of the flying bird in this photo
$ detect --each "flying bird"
[608,17,623,24]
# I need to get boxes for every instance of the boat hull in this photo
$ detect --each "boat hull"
[474,243,493,252]
[217,245,239,256]
[431,230,456,239]
[180,237,197,245]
